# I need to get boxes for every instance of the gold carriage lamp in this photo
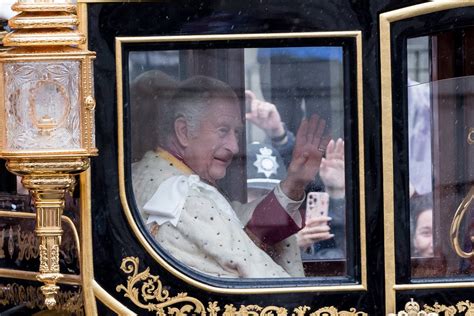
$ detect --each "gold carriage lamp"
[0,0,97,309]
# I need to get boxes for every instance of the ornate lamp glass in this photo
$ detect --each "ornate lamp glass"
[0,0,96,309]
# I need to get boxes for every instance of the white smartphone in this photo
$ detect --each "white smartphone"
[306,192,329,220]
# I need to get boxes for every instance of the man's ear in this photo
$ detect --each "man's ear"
[174,117,190,147]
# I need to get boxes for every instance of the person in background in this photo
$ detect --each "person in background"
[245,142,334,271]
[130,69,178,163]
[245,90,346,259]
[410,193,434,258]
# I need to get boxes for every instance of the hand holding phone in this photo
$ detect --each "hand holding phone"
[306,192,329,220]
[298,192,332,249]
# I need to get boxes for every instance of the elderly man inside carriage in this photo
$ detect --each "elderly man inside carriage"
[132,74,344,278]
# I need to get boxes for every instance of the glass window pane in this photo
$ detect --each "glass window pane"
[408,32,474,278]
[129,45,353,279]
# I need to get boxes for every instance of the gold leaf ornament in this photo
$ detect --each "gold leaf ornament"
[424,302,457,316]
[116,256,205,315]
[456,300,474,315]
[117,257,367,316]
[207,301,221,315]
[292,306,311,316]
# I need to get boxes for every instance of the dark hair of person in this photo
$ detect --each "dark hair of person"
[130,70,178,162]
[409,193,433,256]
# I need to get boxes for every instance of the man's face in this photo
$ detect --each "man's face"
[183,99,243,184]
[413,209,433,257]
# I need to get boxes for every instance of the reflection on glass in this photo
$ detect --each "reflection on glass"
[129,46,348,278]
[409,76,474,278]
[407,78,434,262]
[408,30,474,278]
[407,37,430,84]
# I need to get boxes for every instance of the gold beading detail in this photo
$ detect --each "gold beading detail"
[8,13,79,29]
[3,2,85,47]
[4,30,86,47]
[81,57,95,150]
[6,158,90,174]
[12,3,76,13]
[117,257,368,316]
[80,56,97,153]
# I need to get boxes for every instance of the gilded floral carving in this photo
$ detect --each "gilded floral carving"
[424,302,457,316]
[456,300,474,315]
[117,256,368,316]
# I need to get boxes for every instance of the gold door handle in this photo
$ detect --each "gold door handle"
[450,186,474,258]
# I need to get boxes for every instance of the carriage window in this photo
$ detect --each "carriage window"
[408,31,474,279]
[128,43,357,279]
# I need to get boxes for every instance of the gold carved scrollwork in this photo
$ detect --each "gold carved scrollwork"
[408,299,474,316]
[208,302,365,316]
[1,223,78,264]
[292,306,311,316]
[17,226,39,260]
[424,302,457,316]
[116,256,205,315]
[50,243,61,272]
[217,304,288,316]
[1,225,39,261]
[38,244,49,272]
[456,301,474,315]
[0,283,84,314]
[117,257,367,316]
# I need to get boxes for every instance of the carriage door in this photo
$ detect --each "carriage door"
[381,2,474,314]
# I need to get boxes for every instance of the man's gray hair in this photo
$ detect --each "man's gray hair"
[159,75,239,145]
